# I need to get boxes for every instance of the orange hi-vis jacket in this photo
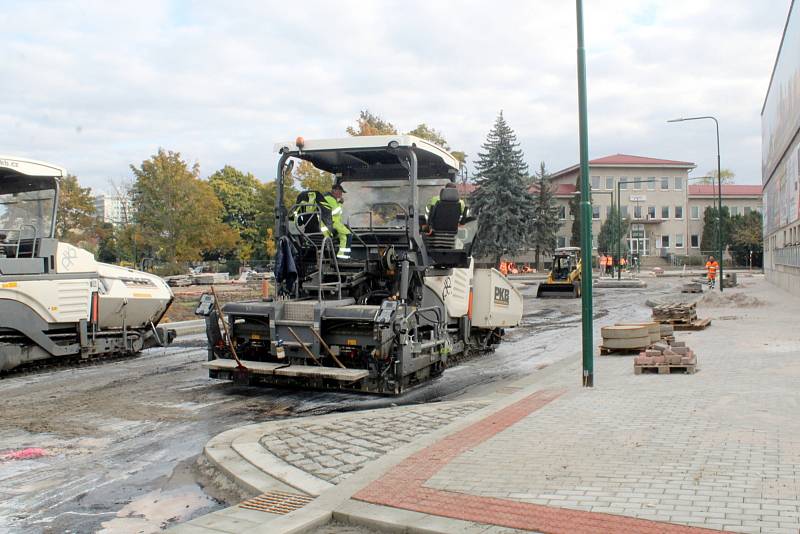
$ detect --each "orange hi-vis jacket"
[705,260,719,279]
[605,256,613,266]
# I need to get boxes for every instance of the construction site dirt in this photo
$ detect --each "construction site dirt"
[0,276,691,533]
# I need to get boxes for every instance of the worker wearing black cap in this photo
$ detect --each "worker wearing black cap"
[321,183,351,259]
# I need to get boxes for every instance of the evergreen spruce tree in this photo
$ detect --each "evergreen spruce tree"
[570,175,581,247]
[470,112,536,265]
[700,206,732,255]
[597,206,630,258]
[531,162,560,270]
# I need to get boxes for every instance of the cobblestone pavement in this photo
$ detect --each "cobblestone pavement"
[259,401,488,484]
[356,277,800,534]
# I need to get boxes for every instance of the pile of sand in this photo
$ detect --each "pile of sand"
[700,291,765,308]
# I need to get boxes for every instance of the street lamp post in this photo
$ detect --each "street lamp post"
[575,0,593,387]
[616,178,658,280]
[667,116,724,292]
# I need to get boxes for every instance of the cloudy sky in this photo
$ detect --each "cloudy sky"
[1,1,792,191]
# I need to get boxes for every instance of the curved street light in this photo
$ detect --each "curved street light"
[667,116,724,292]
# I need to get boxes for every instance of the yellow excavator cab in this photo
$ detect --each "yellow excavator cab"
[537,247,582,298]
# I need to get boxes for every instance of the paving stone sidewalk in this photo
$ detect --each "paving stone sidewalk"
[350,277,800,534]
[260,402,487,485]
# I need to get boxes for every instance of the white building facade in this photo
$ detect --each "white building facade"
[93,194,134,226]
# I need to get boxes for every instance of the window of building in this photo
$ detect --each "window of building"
[591,176,600,189]
[634,205,642,219]
[592,205,600,219]
[661,206,670,219]
[558,236,566,248]
[647,177,656,191]
[675,206,683,219]
[647,206,656,219]
[690,234,699,248]
[619,180,628,190]
[634,177,642,190]
[558,205,566,219]
[675,176,683,190]
[659,234,670,248]
[592,235,598,249]
[744,206,751,214]
[660,177,670,190]
[730,206,739,217]
[676,234,684,248]
[621,205,629,218]
[606,176,614,190]
[691,205,700,219]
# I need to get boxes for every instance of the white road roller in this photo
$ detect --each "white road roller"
[0,156,175,372]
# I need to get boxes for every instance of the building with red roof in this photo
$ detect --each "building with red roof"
[547,154,761,265]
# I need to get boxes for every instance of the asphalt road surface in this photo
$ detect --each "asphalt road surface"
[0,277,677,533]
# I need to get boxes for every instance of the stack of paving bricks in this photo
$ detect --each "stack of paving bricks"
[634,340,697,374]
[651,302,697,324]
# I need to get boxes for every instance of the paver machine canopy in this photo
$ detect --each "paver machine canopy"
[200,135,523,394]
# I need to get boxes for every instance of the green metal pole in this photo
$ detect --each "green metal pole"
[576,0,593,387]
[714,119,724,292]
[616,182,621,281]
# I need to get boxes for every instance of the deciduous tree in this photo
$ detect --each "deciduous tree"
[346,110,397,136]
[208,165,263,261]
[729,211,763,267]
[700,168,735,185]
[470,112,535,265]
[294,160,334,192]
[56,174,95,243]
[131,149,237,264]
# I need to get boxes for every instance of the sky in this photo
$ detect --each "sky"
[1,0,792,192]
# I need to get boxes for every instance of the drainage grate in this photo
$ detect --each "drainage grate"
[239,491,314,515]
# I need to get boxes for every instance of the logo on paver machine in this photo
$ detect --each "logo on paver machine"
[494,286,509,306]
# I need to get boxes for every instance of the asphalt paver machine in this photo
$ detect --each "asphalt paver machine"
[199,135,522,394]
[536,246,582,298]
[0,156,175,372]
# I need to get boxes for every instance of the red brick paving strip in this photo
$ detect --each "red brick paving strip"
[354,389,730,534]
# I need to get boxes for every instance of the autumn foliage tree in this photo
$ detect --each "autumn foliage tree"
[56,174,96,244]
[346,110,398,136]
[131,149,237,264]
[208,165,263,261]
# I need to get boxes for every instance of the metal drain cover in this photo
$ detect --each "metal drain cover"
[239,491,314,515]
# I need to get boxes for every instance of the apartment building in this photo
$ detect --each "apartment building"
[93,193,134,226]
[549,154,762,264]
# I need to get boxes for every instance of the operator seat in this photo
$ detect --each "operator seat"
[425,187,461,249]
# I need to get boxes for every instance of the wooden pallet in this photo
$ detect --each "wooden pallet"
[635,363,697,375]
[672,318,712,331]
[654,317,697,325]
[681,288,703,293]
[599,345,647,356]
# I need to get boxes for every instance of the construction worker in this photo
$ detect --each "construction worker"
[705,255,719,288]
[598,254,607,277]
[322,184,352,259]
[426,182,466,218]
[606,254,613,276]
